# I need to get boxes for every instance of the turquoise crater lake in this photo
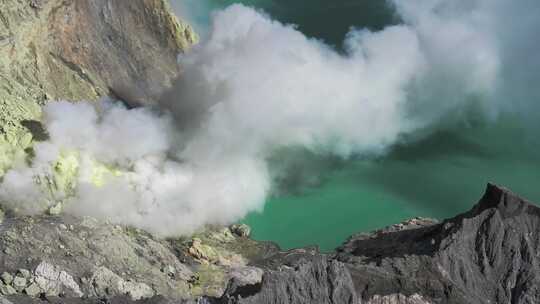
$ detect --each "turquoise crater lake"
[185,0,540,251]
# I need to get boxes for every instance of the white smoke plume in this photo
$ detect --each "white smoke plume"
[0,1,536,235]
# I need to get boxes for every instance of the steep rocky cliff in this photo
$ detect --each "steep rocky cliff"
[0,0,196,175]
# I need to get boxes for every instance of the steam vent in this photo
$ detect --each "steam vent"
[1,0,539,303]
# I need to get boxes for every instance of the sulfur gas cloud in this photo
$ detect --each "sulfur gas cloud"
[1,0,538,235]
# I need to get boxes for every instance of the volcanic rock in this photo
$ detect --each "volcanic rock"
[1,182,540,304]
[0,0,197,176]
[215,184,540,304]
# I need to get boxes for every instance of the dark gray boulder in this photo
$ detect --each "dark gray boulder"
[220,254,357,304]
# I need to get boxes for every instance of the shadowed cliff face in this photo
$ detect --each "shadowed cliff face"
[0,0,196,175]
[213,184,540,304]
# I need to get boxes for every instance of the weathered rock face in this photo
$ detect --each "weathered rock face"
[0,215,192,299]
[0,0,196,175]
[45,0,197,105]
[1,183,540,304]
[334,183,540,304]
[0,214,275,302]
[213,184,540,304]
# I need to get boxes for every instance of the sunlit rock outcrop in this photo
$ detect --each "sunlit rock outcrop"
[0,0,197,176]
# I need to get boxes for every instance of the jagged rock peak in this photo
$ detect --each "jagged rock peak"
[471,183,538,217]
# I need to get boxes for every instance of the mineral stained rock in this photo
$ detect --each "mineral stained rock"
[0,0,197,175]
[0,214,275,302]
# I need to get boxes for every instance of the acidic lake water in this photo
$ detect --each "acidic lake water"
[184,0,540,251]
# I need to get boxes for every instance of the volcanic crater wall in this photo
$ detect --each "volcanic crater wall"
[0,0,197,176]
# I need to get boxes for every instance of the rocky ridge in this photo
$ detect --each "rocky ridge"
[213,183,540,304]
[0,215,277,302]
[0,184,539,304]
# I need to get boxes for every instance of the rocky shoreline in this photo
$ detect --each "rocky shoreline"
[0,184,539,303]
